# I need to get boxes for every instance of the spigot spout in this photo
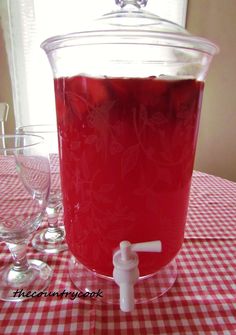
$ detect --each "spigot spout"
[120,283,135,312]
[113,244,139,312]
[113,240,162,312]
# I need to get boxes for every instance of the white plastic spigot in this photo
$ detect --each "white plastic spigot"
[113,240,162,312]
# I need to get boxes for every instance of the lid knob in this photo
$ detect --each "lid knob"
[115,0,148,9]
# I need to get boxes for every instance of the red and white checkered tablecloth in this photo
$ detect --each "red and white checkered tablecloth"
[0,169,235,335]
[186,171,236,240]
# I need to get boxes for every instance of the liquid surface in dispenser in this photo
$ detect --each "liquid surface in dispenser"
[54,75,204,276]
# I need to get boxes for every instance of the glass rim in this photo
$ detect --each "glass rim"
[0,134,45,153]
[17,124,57,134]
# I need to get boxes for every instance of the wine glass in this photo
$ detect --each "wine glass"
[0,134,52,301]
[17,125,67,253]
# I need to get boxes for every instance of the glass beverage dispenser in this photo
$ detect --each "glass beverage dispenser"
[42,0,218,311]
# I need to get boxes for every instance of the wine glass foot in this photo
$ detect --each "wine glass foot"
[69,257,177,306]
[32,226,68,254]
[0,259,53,302]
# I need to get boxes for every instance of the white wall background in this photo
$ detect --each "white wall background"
[187,0,236,181]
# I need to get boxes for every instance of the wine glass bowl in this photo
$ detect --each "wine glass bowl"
[17,124,67,253]
[0,134,52,301]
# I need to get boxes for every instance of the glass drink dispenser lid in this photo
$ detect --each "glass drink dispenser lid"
[42,0,218,79]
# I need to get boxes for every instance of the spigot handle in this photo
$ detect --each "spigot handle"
[132,240,162,253]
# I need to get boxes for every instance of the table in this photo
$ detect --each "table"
[0,171,235,334]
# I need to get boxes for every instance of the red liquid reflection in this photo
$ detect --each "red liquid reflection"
[54,75,204,276]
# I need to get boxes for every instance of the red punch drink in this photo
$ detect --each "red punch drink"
[54,75,204,276]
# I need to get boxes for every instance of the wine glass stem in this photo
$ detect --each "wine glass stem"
[47,211,59,229]
[6,241,29,272]
[47,210,64,236]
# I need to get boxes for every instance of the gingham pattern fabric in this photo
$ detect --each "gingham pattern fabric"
[186,171,236,239]
[0,167,235,334]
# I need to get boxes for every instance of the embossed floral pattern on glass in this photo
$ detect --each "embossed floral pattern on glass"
[54,76,204,276]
